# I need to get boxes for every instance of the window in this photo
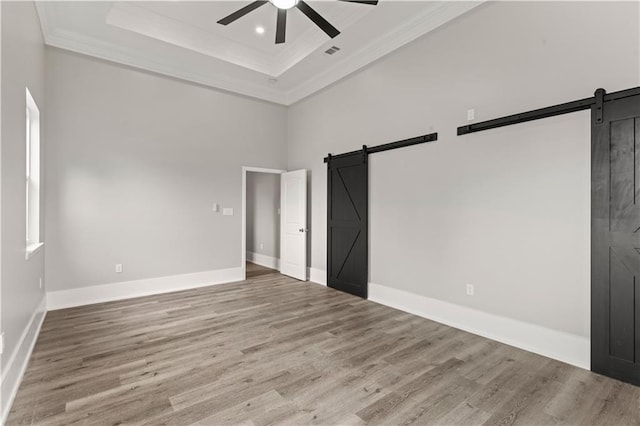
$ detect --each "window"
[25,88,42,259]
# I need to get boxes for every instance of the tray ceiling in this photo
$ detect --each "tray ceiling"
[36,1,483,105]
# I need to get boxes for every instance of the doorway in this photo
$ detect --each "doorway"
[241,167,285,280]
[241,166,309,281]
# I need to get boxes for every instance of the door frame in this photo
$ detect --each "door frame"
[241,166,286,280]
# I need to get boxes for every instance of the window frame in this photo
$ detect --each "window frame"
[25,87,42,260]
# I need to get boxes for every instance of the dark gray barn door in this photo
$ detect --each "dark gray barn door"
[327,151,368,298]
[592,93,640,386]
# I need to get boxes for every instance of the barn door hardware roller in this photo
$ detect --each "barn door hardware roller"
[594,88,605,125]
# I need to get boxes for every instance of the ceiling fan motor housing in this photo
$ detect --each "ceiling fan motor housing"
[217,0,378,44]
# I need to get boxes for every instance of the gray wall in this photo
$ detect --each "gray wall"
[1,0,46,412]
[287,1,640,338]
[246,172,280,259]
[44,48,287,292]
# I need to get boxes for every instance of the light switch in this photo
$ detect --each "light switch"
[223,208,234,216]
[213,203,219,212]
[467,109,475,121]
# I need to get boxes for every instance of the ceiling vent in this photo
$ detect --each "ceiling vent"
[324,46,341,55]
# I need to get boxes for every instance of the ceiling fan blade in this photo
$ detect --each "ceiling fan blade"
[275,9,287,44]
[217,1,268,25]
[338,0,379,4]
[296,1,340,39]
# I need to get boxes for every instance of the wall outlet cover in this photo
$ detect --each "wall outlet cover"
[223,208,234,216]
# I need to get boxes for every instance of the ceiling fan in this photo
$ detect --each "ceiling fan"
[217,0,379,44]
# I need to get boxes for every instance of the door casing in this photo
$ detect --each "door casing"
[241,166,286,280]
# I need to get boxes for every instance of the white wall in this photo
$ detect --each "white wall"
[1,1,47,420]
[44,48,287,295]
[2,6,638,416]
[246,172,280,262]
[287,0,640,355]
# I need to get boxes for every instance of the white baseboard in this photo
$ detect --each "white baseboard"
[368,282,590,370]
[309,267,326,286]
[46,267,244,310]
[246,251,280,270]
[2,297,47,424]
[309,269,588,368]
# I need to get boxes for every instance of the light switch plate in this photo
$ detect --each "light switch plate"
[223,208,233,216]
[467,109,475,121]
[466,284,474,296]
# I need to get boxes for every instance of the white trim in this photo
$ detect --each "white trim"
[1,297,47,425]
[46,267,243,311]
[246,251,280,271]
[25,242,44,260]
[34,2,484,105]
[309,267,327,286]
[105,2,370,78]
[0,8,3,419]
[285,1,484,104]
[241,166,286,281]
[39,26,287,105]
[368,282,590,370]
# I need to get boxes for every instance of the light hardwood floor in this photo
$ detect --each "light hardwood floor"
[7,267,640,425]
[246,262,278,279]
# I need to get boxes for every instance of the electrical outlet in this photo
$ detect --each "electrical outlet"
[115,264,123,273]
[260,243,264,250]
[223,208,233,216]
[467,109,475,121]
[466,284,474,296]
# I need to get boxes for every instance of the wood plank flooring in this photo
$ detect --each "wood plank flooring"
[246,262,278,279]
[7,267,640,425]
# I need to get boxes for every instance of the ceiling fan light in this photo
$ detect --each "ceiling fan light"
[270,0,298,10]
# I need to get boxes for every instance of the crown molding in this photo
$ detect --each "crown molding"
[106,2,371,78]
[284,1,485,105]
[35,2,485,106]
[37,12,287,105]
[106,2,278,76]
[34,1,55,40]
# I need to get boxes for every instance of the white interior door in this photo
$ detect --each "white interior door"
[280,169,307,280]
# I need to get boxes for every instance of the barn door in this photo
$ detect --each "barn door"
[327,151,368,298]
[592,91,640,386]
